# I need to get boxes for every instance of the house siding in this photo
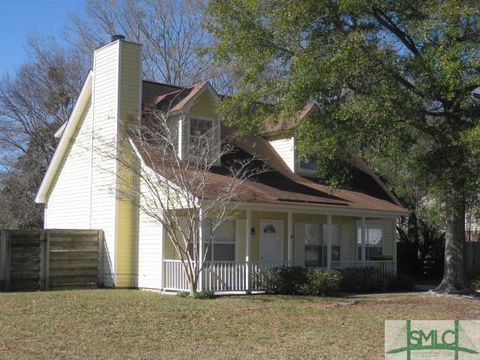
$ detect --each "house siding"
[136,166,164,289]
[45,102,93,229]
[115,41,142,287]
[90,41,121,287]
[269,137,295,171]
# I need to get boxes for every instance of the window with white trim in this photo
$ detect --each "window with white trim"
[203,219,236,261]
[357,226,383,260]
[304,223,340,267]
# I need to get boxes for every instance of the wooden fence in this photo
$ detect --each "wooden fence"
[0,229,104,291]
[466,241,480,278]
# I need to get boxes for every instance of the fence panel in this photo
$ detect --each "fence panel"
[0,229,104,291]
[466,242,480,278]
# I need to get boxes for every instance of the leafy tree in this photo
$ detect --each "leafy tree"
[206,0,480,292]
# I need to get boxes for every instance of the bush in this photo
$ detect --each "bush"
[254,267,341,296]
[254,266,307,295]
[339,267,383,292]
[470,277,480,291]
[192,290,216,299]
[177,290,216,299]
[384,273,416,291]
[300,268,342,296]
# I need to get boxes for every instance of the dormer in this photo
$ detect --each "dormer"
[145,81,222,161]
[260,103,318,176]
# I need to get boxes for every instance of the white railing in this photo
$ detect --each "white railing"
[203,261,248,292]
[164,260,189,291]
[164,259,395,293]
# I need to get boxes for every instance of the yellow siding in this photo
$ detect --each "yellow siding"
[115,41,141,287]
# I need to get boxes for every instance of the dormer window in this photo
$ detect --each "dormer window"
[299,157,317,171]
[189,117,216,160]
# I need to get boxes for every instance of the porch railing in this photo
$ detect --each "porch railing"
[164,260,189,291]
[164,259,396,293]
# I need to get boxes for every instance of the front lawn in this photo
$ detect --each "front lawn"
[0,290,479,359]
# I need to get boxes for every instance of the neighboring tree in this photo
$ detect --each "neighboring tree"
[0,37,86,228]
[205,0,480,293]
[105,112,262,295]
[66,0,235,89]
[397,212,445,279]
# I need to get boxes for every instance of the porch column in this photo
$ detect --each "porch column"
[361,216,367,263]
[326,215,332,270]
[245,208,252,292]
[160,223,165,290]
[287,211,293,265]
[198,209,204,292]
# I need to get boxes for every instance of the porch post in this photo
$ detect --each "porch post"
[287,211,293,266]
[245,208,252,292]
[198,209,204,292]
[361,216,367,263]
[160,223,165,290]
[326,215,332,270]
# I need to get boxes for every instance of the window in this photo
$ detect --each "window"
[190,117,213,146]
[357,226,383,260]
[299,157,317,171]
[304,223,340,267]
[203,219,236,261]
[304,223,322,267]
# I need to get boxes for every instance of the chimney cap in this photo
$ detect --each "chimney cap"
[111,34,126,42]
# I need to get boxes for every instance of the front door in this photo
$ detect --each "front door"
[260,220,284,262]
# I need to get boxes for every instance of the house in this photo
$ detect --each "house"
[35,36,407,292]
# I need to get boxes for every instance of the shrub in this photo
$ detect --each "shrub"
[300,268,342,296]
[176,291,190,298]
[192,290,216,299]
[384,273,416,291]
[339,267,383,292]
[470,277,480,291]
[254,266,307,295]
[255,267,341,295]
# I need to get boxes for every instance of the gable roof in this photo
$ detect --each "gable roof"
[38,77,405,214]
[143,80,220,115]
[36,71,93,204]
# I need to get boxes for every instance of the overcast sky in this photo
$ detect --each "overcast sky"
[0,0,85,75]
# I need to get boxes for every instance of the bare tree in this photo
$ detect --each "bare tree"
[98,111,264,294]
[0,36,87,228]
[66,0,216,87]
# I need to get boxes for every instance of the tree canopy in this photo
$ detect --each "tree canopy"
[206,0,480,292]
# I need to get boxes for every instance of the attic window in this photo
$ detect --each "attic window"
[263,224,276,233]
[299,157,317,171]
[190,117,214,154]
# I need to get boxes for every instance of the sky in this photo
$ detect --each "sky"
[0,0,86,75]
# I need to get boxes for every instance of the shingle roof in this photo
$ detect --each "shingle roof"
[139,80,406,214]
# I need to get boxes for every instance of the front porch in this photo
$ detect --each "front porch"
[162,207,398,293]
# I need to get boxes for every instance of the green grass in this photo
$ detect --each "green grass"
[0,290,479,359]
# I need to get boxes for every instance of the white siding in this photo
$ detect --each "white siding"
[269,137,295,171]
[90,42,121,287]
[137,173,164,289]
[45,102,93,229]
